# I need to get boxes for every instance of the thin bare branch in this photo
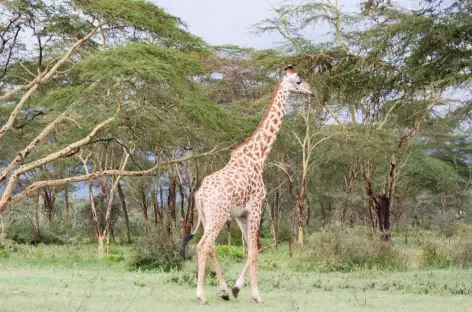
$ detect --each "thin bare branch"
[0,113,70,183]
[0,22,104,140]
[0,117,114,210]
[0,146,225,212]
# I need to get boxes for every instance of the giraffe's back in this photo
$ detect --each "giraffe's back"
[196,162,264,217]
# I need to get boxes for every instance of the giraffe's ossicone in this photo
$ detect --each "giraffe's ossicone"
[188,66,313,305]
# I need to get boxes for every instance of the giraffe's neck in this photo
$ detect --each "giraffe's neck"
[231,81,289,166]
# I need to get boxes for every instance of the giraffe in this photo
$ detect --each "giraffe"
[189,65,313,305]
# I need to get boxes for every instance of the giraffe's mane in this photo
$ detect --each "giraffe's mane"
[233,79,283,151]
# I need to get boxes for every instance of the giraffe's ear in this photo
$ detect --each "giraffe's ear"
[284,64,295,75]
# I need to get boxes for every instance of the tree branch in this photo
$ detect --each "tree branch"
[0,117,114,211]
[0,146,225,212]
[0,113,70,183]
[0,22,104,140]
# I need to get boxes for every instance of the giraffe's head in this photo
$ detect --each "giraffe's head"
[281,65,314,96]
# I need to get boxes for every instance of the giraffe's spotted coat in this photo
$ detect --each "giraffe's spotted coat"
[192,69,313,305]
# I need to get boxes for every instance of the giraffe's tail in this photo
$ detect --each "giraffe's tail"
[191,191,203,236]
[181,192,202,259]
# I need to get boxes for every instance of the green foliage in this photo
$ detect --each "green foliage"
[405,151,462,194]
[165,271,196,288]
[79,43,203,88]
[295,227,407,272]
[216,245,244,262]
[312,274,472,296]
[0,234,17,253]
[259,259,279,271]
[183,99,259,144]
[421,222,472,269]
[127,230,183,272]
[73,0,204,49]
[104,253,125,262]
[422,243,452,268]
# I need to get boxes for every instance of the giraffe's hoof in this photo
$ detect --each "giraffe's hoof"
[221,294,230,301]
[253,295,264,304]
[220,289,230,301]
[231,286,240,298]
[197,296,209,305]
[199,300,209,306]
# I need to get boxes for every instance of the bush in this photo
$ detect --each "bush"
[216,225,244,246]
[127,230,184,272]
[216,245,244,262]
[421,243,451,268]
[421,222,472,268]
[0,234,17,252]
[295,226,407,272]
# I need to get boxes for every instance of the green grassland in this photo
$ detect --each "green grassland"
[1,238,472,312]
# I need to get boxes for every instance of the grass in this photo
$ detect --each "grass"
[1,242,472,311]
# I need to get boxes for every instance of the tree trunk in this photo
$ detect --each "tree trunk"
[179,183,185,220]
[363,163,391,241]
[306,196,311,228]
[168,177,177,234]
[140,189,149,234]
[226,221,231,246]
[296,177,307,245]
[151,190,165,234]
[33,190,40,246]
[88,181,100,238]
[87,180,104,257]
[43,188,55,230]
[117,182,131,243]
[342,167,357,225]
[98,234,105,258]
[153,188,159,225]
[267,192,278,249]
[377,194,390,241]
[64,184,70,238]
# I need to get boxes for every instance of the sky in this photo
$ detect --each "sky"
[152,0,419,49]
[153,0,284,49]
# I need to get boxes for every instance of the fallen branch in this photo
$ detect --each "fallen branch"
[258,235,294,253]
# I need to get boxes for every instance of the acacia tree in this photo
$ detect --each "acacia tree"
[0,0,221,215]
[255,0,472,237]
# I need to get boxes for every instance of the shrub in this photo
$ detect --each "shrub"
[0,250,10,258]
[295,226,407,272]
[421,243,451,268]
[421,222,472,268]
[216,244,244,262]
[127,229,183,272]
[216,225,244,246]
[0,234,17,252]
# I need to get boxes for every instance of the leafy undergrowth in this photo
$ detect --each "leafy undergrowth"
[420,223,472,269]
[294,227,407,272]
[216,244,244,262]
[0,234,17,258]
[2,239,472,312]
[311,272,472,296]
[127,229,183,272]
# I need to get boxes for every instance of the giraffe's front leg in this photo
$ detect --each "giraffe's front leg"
[248,207,264,304]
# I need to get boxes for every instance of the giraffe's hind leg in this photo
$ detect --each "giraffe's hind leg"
[196,217,230,304]
[208,243,230,300]
[232,216,250,298]
[196,233,209,305]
